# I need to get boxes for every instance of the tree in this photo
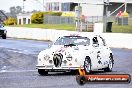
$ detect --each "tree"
[31,12,62,24]
[16,6,22,14]
[9,6,22,18]
[10,6,16,18]
[31,12,44,24]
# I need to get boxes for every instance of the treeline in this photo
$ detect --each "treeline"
[1,6,62,25]
[31,12,62,24]
[4,11,62,25]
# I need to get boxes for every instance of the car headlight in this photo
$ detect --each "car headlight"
[44,54,50,61]
[66,54,72,61]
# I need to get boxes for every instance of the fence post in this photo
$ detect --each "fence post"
[60,16,61,24]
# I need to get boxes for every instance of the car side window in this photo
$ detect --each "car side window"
[92,37,99,47]
[92,37,98,44]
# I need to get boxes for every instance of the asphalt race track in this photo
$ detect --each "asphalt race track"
[0,38,132,88]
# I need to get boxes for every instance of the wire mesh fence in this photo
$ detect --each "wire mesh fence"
[43,15,122,24]
[43,15,132,32]
[44,15,75,25]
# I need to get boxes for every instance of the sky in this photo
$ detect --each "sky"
[0,0,43,12]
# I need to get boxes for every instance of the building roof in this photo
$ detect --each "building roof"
[17,13,33,17]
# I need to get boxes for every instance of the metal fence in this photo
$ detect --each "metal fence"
[44,15,75,25]
[43,15,113,25]
[43,15,132,32]
[44,15,105,24]
[44,15,132,25]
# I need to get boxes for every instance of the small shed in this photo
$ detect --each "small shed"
[17,13,32,25]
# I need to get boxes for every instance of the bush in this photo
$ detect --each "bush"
[45,12,62,16]
[4,17,17,25]
[31,12,44,24]
[31,12,62,24]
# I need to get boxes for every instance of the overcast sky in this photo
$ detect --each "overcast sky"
[0,0,43,12]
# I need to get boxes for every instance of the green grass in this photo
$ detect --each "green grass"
[8,23,132,33]
[9,24,75,31]
[112,24,132,33]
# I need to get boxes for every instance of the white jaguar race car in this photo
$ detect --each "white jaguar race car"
[36,34,114,75]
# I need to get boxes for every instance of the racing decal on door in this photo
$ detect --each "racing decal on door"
[70,34,79,36]
[55,46,70,53]
[97,51,102,64]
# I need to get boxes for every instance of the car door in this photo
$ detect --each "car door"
[97,36,109,68]
[91,36,102,70]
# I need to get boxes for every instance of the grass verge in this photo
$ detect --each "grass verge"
[112,24,132,33]
[9,24,75,31]
[8,24,132,33]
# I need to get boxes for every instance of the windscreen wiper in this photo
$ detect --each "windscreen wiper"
[64,44,76,46]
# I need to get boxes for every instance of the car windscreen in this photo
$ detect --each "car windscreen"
[54,36,90,46]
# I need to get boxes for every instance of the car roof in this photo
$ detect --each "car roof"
[62,33,100,39]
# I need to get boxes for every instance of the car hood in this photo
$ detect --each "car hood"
[38,45,86,56]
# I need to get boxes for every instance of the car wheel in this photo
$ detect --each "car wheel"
[2,34,6,39]
[38,69,48,76]
[84,57,91,74]
[104,54,114,72]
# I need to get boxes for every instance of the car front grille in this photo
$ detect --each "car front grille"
[53,53,63,67]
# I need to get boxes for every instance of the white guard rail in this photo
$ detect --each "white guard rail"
[5,27,132,49]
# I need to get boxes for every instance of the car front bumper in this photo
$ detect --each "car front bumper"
[36,65,84,72]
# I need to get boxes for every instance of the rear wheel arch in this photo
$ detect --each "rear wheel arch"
[104,53,114,72]
[110,53,114,64]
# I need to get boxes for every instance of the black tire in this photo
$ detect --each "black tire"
[2,34,6,39]
[84,57,91,74]
[38,69,48,76]
[104,54,114,72]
